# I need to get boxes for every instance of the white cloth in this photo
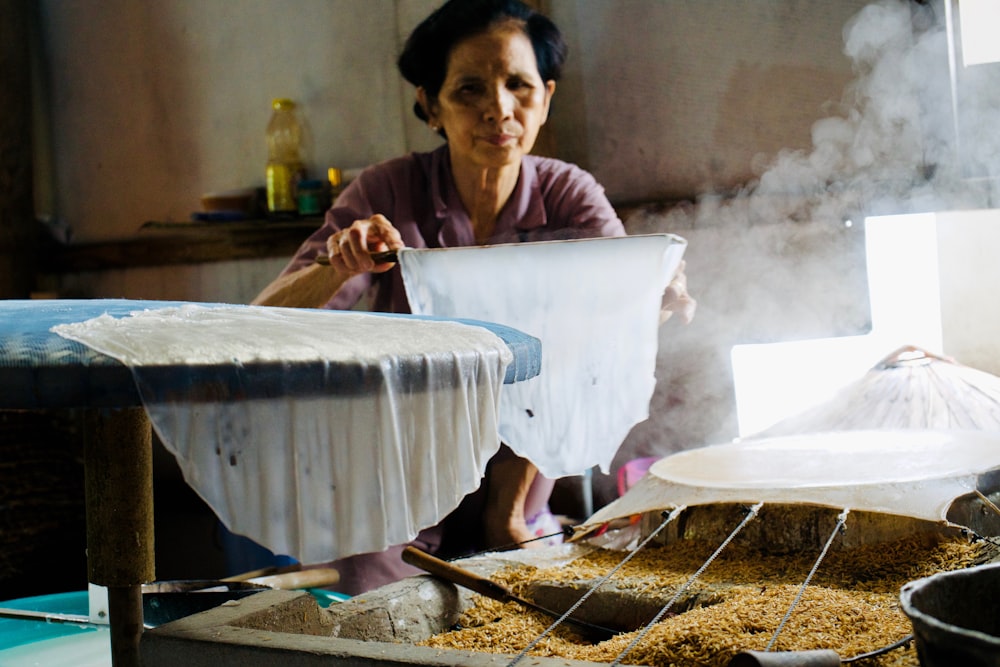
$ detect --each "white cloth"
[53,304,512,563]
[400,234,686,478]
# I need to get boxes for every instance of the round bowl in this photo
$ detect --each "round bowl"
[900,561,1000,666]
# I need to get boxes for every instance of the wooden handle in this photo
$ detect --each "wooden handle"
[402,546,512,602]
[248,567,340,590]
[314,249,398,266]
[221,563,300,582]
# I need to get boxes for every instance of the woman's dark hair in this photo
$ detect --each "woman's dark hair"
[397,0,567,123]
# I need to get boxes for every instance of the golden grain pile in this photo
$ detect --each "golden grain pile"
[419,534,994,666]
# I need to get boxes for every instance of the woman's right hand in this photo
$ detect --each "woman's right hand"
[253,215,404,309]
[325,214,405,277]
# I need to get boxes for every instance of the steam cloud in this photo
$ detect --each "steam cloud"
[603,0,1000,499]
[636,0,1000,235]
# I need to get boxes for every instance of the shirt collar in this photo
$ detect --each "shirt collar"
[499,156,547,234]
[429,145,453,221]
[430,146,548,245]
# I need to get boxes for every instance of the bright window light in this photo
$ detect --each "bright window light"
[960,0,1000,66]
[731,214,943,437]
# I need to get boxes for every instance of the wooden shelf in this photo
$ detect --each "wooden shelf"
[36,198,681,275]
[40,218,323,273]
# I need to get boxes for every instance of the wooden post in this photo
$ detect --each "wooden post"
[0,0,37,298]
[84,407,155,667]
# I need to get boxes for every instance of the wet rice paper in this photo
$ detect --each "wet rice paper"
[53,305,511,563]
[581,429,1000,529]
[400,234,687,478]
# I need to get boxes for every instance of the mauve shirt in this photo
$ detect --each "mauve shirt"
[280,144,625,313]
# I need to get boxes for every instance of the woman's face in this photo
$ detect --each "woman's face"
[423,22,556,173]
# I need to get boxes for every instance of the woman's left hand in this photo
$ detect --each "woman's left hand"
[660,260,697,324]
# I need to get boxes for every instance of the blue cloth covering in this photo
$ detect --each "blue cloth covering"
[0,299,541,409]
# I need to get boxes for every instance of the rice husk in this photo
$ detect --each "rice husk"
[419,534,994,666]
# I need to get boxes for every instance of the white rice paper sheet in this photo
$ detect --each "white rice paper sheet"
[400,234,686,478]
[580,430,1000,529]
[53,304,512,563]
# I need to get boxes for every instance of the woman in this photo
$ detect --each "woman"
[255,0,694,594]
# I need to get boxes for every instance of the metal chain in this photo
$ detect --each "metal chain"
[609,502,764,667]
[505,507,686,667]
[765,508,850,652]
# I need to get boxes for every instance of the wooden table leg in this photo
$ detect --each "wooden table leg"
[84,407,155,667]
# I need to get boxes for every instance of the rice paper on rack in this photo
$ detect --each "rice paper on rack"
[52,304,512,564]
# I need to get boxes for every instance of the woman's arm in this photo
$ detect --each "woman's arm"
[252,214,404,308]
[252,262,349,308]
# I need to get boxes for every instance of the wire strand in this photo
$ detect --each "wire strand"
[842,634,913,662]
[456,529,569,561]
[505,507,686,667]
[609,503,764,667]
[765,508,850,652]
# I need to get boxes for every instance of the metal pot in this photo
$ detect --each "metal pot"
[142,566,341,627]
[141,580,268,627]
[900,561,1000,667]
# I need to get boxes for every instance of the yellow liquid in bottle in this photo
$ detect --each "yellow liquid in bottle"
[266,162,296,213]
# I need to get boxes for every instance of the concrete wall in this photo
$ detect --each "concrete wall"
[31,1,1000,506]
[547,0,870,202]
[35,0,441,242]
[34,0,869,242]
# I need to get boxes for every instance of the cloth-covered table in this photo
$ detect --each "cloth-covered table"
[0,299,540,667]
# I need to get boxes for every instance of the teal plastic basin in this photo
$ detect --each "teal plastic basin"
[0,587,344,665]
[0,591,109,666]
[0,591,100,650]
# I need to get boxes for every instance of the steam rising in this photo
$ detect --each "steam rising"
[607,0,1000,495]
[648,0,1000,234]
[763,0,999,213]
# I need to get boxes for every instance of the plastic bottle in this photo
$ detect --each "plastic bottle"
[265,98,305,217]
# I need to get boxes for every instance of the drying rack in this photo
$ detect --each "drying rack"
[0,298,541,667]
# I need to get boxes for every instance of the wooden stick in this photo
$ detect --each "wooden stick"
[314,249,398,266]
